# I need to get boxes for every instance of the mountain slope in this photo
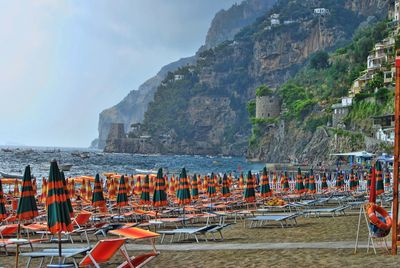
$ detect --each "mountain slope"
[96,0,277,149]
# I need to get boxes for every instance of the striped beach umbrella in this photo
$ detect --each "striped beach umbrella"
[384,169,391,187]
[169,176,175,195]
[176,168,191,205]
[221,173,231,198]
[17,165,39,220]
[86,179,92,201]
[153,168,168,207]
[0,179,8,220]
[41,178,47,204]
[272,171,278,189]
[295,168,304,194]
[140,175,151,205]
[260,167,272,198]
[304,173,309,192]
[321,173,328,191]
[13,178,20,197]
[135,176,142,196]
[202,175,208,192]
[116,175,129,207]
[244,171,256,203]
[238,173,244,190]
[32,177,37,197]
[308,169,316,194]
[354,172,359,189]
[207,175,217,199]
[335,172,341,189]
[282,172,290,192]
[80,178,87,199]
[130,178,135,195]
[349,170,355,191]
[92,174,106,209]
[108,178,116,199]
[60,171,74,218]
[367,168,372,191]
[375,161,384,196]
[46,160,73,259]
[191,174,199,200]
[68,179,75,199]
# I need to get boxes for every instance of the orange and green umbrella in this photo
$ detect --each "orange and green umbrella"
[169,176,175,195]
[92,174,106,209]
[384,169,391,187]
[349,170,356,191]
[46,160,73,259]
[244,171,256,203]
[17,165,39,220]
[191,174,199,200]
[80,178,87,199]
[68,179,75,199]
[367,168,372,191]
[13,178,20,197]
[295,168,304,194]
[260,167,272,198]
[0,179,8,220]
[335,172,341,189]
[282,172,290,192]
[375,161,384,196]
[60,171,74,218]
[272,172,278,189]
[207,175,217,199]
[41,177,47,204]
[153,168,168,207]
[304,173,309,191]
[116,175,129,207]
[321,173,328,190]
[108,178,116,199]
[140,175,151,205]
[221,173,231,198]
[86,179,92,201]
[238,173,244,189]
[32,177,37,197]
[177,168,191,205]
[308,169,316,194]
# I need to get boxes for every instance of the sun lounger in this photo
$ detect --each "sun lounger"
[20,247,90,268]
[158,225,217,243]
[246,213,300,228]
[303,205,351,217]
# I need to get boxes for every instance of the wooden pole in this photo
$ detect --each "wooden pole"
[392,57,400,255]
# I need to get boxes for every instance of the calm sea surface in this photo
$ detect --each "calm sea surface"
[0,146,265,179]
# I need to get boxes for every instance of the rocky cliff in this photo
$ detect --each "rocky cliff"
[97,0,277,149]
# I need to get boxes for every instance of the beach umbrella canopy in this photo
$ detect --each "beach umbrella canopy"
[80,178,87,199]
[384,169,391,187]
[0,179,7,220]
[16,165,39,220]
[140,175,151,205]
[153,168,168,207]
[349,170,355,191]
[207,175,217,199]
[272,172,278,189]
[32,177,37,197]
[47,160,73,233]
[244,171,256,203]
[41,178,48,204]
[308,169,316,194]
[168,176,175,195]
[238,173,244,190]
[260,167,272,198]
[108,178,116,199]
[295,168,305,194]
[335,172,341,189]
[221,173,231,198]
[13,178,20,197]
[375,161,384,196]
[191,174,199,200]
[321,173,328,191]
[60,171,74,218]
[86,179,92,201]
[367,168,372,191]
[68,179,75,199]
[135,177,142,195]
[92,174,106,208]
[282,172,290,192]
[304,173,309,191]
[116,175,129,207]
[176,168,191,205]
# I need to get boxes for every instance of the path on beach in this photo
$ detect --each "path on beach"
[24,241,381,251]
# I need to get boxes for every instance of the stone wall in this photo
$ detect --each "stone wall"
[255,95,281,119]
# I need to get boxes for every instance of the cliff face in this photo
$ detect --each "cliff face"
[97,0,276,149]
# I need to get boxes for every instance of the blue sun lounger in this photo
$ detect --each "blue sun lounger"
[246,213,300,228]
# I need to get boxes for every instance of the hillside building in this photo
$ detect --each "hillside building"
[372,114,395,144]
[255,95,281,119]
[314,8,330,16]
[332,97,352,128]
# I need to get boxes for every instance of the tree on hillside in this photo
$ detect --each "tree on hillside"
[309,51,330,70]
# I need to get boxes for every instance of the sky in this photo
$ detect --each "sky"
[0,0,238,148]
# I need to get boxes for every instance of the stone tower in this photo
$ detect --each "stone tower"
[255,95,281,119]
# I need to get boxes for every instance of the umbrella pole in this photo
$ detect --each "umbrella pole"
[58,231,62,263]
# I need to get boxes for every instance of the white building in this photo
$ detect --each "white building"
[174,74,184,81]
[314,8,330,15]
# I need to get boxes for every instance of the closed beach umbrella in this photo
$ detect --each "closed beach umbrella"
[135,176,142,196]
[41,178,47,204]
[153,168,168,207]
[13,178,20,197]
[349,170,355,191]
[202,175,208,192]
[260,167,272,198]
[207,175,217,198]
[244,171,256,203]
[221,173,231,198]
[384,169,391,187]
[354,172,359,189]
[375,161,384,196]
[17,165,39,220]
[0,179,7,220]
[60,171,74,218]
[295,168,304,194]
[69,179,75,199]
[308,169,316,194]
[46,160,73,258]
[80,178,87,199]
[92,174,106,209]
[304,173,309,192]
[272,171,278,189]
[238,173,244,190]
[367,168,372,191]
[177,168,191,205]
[140,175,151,205]
[116,175,129,207]
[321,173,328,191]
[335,172,341,189]
[191,174,199,200]
[86,179,92,201]
[108,178,116,199]
[169,176,175,195]
[32,177,37,197]
[283,172,290,192]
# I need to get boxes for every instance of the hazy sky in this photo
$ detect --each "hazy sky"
[0,0,238,148]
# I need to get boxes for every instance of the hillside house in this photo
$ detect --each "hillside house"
[332,97,352,128]
[372,114,395,143]
[314,8,330,16]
